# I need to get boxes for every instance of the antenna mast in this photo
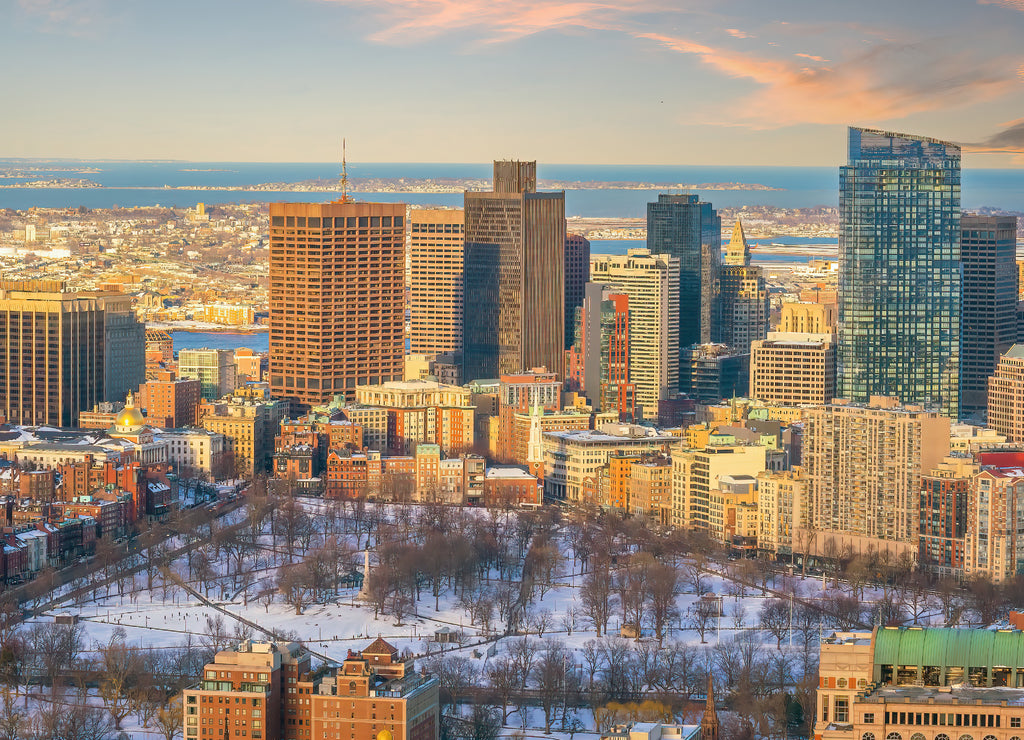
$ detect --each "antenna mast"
[338,138,351,203]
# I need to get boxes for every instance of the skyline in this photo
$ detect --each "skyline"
[2,0,1023,166]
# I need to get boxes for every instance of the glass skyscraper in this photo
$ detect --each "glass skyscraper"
[646,193,721,383]
[837,127,961,418]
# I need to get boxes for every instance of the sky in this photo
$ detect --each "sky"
[3,0,1024,166]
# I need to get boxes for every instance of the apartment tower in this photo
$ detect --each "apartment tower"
[749,332,836,406]
[803,396,951,556]
[565,282,634,419]
[409,208,465,356]
[269,201,405,408]
[462,161,566,381]
[960,214,1019,414]
[838,128,961,418]
[590,249,680,419]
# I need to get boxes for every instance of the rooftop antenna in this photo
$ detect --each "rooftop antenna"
[338,138,352,203]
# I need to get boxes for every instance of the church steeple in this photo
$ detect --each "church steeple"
[701,674,720,740]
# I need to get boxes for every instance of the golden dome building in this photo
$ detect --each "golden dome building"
[106,393,168,465]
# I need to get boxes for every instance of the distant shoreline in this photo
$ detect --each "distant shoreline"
[150,324,268,335]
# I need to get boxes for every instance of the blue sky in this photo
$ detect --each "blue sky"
[3,0,1024,165]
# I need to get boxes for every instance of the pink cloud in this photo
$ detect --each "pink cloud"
[795,53,828,62]
[634,31,1020,127]
[726,28,751,39]
[978,0,1024,10]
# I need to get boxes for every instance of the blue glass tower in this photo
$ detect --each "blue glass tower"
[838,127,961,417]
[646,194,721,385]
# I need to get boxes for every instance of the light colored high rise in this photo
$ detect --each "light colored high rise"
[803,396,950,554]
[591,249,679,419]
[718,220,768,351]
[671,436,767,530]
[779,302,836,333]
[964,451,1024,584]
[178,348,237,401]
[988,344,1024,442]
[409,208,465,357]
[749,332,836,406]
[757,468,809,560]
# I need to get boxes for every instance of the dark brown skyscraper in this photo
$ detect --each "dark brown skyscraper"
[564,233,590,350]
[269,201,405,409]
[961,214,1018,414]
[462,161,565,381]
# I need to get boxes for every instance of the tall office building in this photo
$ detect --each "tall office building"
[462,161,565,381]
[591,249,679,419]
[0,281,145,427]
[679,343,749,404]
[837,127,961,418]
[749,332,836,406]
[178,348,236,401]
[269,201,405,408]
[565,283,634,419]
[646,193,721,358]
[564,233,591,350]
[409,208,465,356]
[100,293,146,404]
[960,214,1019,414]
[718,220,768,351]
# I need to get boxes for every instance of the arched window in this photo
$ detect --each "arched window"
[958,735,974,740]
[862,734,876,740]
[982,736,997,740]
[911,734,926,740]
[348,680,357,695]
[886,733,903,740]
[934,735,951,740]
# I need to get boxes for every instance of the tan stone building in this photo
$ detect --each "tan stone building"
[779,301,836,333]
[628,456,673,524]
[409,208,465,357]
[671,436,767,530]
[757,467,810,560]
[817,627,1024,740]
[802,396,950,555]
[749,332,836,406]
[989,345,1024,443]
[591,249,680,419]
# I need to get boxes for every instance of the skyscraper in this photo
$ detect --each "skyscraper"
[462,161,565,381]
[0,281,144,427]
[718,220,768,351]
[646,193,721,378]
[837,127,961,418]
[590,249,679,419]
[268,201,405,408]
[565,283,634,419]
[409,208,465,357]
[988,344,1024,442]
[564,233,591,350]
[960,214,1019,414]
[178,348,237,401]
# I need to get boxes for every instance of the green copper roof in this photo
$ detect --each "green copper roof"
[874,627,1024,670]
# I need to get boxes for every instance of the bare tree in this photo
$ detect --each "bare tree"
[486,656,519,724]
[532,639,569,734]
[689,598,717,644]
[646,560,680,643]
[155,695,183,740]
[580,559,614,636]
[98,633,144,730]
[759,598,790,649]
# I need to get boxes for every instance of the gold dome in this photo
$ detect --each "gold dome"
[376,731,393,740]
[114,393,145,429]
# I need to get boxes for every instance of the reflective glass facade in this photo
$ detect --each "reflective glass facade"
[646,194,721,384]
[837,127,961,418]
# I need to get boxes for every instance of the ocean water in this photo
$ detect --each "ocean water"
[591,237,838,262]
[172,330,268,355]
[1,160,1021,213]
